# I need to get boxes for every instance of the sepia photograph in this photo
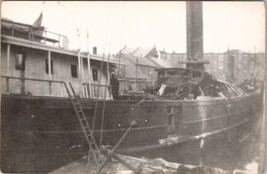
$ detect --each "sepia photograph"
[0,1,265,173]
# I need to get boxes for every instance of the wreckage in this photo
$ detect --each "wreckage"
[121,67,249,101]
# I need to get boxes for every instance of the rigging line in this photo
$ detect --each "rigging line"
[117,1,125,77]
[41,1,46,13]
[99,13,113,145]
[86,27,93,98]
[81,6,93,98]
[71,3,94,98]
[93,3,112,130]
[58,2,81,43]
[99,54,110,146]
[92,54,105,131]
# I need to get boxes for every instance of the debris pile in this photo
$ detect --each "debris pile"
[238,78,263,92]
[102,153,249,174]
[116,68,249,101]
[154,71,246,100]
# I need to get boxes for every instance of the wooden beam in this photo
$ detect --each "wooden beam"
[48,51,52,95]
[77,50,83,96]
[87,52,93,98]
[107,55,110,98]
[2,35,123,65]
[48,51,51,79]
[6,44,10,76]
[81,56,84,97]
[48,51,52,94]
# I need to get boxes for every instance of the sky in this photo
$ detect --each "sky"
[1,1,265,54]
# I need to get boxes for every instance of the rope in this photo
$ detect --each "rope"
[99,54,110,146]
[117,1,125,78]
[92,54,105,130]
[99,12,113,145]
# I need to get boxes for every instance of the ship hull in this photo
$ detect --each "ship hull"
[1,92,263,173]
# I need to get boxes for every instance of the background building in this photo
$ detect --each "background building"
[159,49,265,84]
[116,46,172,93]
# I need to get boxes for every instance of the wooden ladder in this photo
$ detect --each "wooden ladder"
[67,82,101,164]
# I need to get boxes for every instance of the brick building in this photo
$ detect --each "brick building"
[205,49,265,84]
[159,49,265,84]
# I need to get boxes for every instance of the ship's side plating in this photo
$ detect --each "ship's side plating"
[1,90,262,172]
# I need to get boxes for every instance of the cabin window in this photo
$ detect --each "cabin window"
[192,71,201,78]
[45,59,54,74]
[93,69,98,81]
[71,64,78,78]
[15,53,25,70]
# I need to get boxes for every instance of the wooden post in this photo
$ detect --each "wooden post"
[6,44,10,94]
[87,53,93,98]
[77,51,83,97]
[44,30,47,44]
[81,56,84,97]
[124,65,126,93]
[135,58,138,90]
[11,23,14,36]
[58,34,61,47]
[48,51,52,95]
[76,28,83,97]
[6,78,9,94]
[7,44,10,76]
[106,55,110,98]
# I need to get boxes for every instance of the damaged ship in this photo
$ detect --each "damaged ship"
[1,2,264,173]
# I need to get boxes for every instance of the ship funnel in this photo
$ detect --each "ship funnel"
[184,1,209,71]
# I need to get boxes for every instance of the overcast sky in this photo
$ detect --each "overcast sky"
[2,1,265,54]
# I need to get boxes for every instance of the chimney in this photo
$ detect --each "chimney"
[185,1,209,71]
[93,47,97,54]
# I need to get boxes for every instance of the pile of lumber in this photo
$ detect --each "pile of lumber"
[104,153,248,174]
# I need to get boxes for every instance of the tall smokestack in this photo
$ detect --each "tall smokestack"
[185,1,209,71]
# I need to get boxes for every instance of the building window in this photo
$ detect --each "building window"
[92,69,98,81]
[71,64,78,78]
[45,59,54,74]
[15,53,25,70]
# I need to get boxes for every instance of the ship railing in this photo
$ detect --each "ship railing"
[1,75,111,99]
[1,75,70,98]
[82,83,112,99]
[2,19,69,49]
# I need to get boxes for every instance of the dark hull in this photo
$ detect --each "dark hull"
[1,92,263,173]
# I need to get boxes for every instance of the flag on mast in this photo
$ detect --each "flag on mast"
[33,12,43,28]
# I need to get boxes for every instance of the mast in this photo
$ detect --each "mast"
[86,30,93,98]
[77,28,83,96]
[183,1,209,71]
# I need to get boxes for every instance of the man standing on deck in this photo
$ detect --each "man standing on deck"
[110,73,119,100]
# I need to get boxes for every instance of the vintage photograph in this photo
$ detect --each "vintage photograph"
[0,1,265,173]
